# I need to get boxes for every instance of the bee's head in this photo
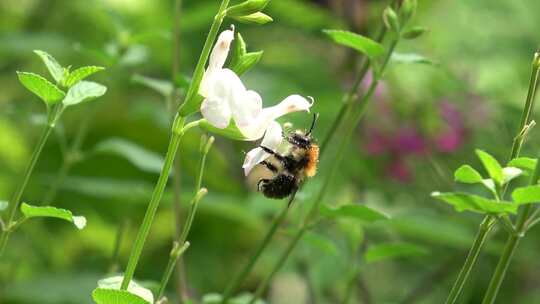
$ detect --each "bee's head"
[286,113,318,148]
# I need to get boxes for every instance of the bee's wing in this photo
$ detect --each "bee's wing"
[246,164,274,191]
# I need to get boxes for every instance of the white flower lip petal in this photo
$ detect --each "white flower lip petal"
[243,121,283,176]
[239,95,314,140]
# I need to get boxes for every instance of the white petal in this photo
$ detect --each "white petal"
[209,29,234,71]
[242,122,283,175]
[232,90,263,128]
[199,30,235,97]
[239,95,313,140]
[261,121,283,150]
[201,97,232,129]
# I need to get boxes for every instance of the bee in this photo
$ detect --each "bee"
[248,115,320,199]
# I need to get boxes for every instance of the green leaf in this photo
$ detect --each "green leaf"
[402,26,428,39]
[431,192,516,214]
[364,243,427,263]
[508,157,537,172]
[92,289,150,304]
[131,74,173,97]
[62,81,107,107]
[391,53,436,65]
[20,203,86,229]
[93,138,165,174]
[454,165,483,184]
[512,186,540,205]
[320,204,389,222]
[94,276,154,304]
[229,32,263,76]
[476,149,504,185]
[33,50,64,83]
[63,66,105,88]
[199,119,248,141]
[0,201,7,211]
[226,0,270,17]
[303,232,338,256]
[231,51,264,76]
[17,72,65,106]
[231,12,273,25]
[502,167,523,184]
[323,29,385,59]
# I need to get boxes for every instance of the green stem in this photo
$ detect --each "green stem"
[156,136,212,299]
[221,194,295,303]
[157,241,191,300]
[444,217,495,304]
[120,0,230,288]
[249,226,307,304]
[120,115,186,290]
[481,145,540,304]
[445,51,540,304]
[248,38,400,304]
[0,124,54,257]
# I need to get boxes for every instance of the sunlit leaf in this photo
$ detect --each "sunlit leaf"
[95,276,154,304]
[503,167,524,184]
[17,72,65,106]
[62,81,107,107]
[512,186,540,205]
[92,289,149,304]
[20,203,86,229]
[64,66,105,87]
[364,243,428,263]
[132,74,173,97]
[476,149,504,185]
[508,157,537,172]
[0,201,7,211]
[320,204,389,222]
[33,50,64,83]
[454,165,483,184]
[93,138,164,174]
[431,192,516,214]
[323,30,385,58]
[391,53,436,65]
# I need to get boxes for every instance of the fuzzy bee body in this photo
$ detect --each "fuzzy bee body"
[249,129,319,199]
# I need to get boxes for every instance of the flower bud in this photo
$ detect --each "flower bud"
[226,0,270,17]
[232,12,273,25]
[401,0,418,23]
[383,7,400,33]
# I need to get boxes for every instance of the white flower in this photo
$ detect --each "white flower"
[199,29,313,175]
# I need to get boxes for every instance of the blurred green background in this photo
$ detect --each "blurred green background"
[1,0,540,303]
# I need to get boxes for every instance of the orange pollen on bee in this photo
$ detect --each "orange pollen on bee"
[305,144,319,177]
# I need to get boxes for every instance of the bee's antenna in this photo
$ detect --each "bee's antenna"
[306,113,319,136]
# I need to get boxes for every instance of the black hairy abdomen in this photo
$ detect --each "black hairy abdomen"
[261,174,297,199]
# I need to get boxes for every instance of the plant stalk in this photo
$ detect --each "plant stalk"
[248,38,400,304]
[120,0,230,288]
[120,115,186,289]
[445,51,540,304]
[156,135,212,299]
[221,194,295,303]
[0,124,54,257]
[481,143,540,304]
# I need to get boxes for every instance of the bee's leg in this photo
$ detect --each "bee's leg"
[261,160,278,173]
[257,179,270,192]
